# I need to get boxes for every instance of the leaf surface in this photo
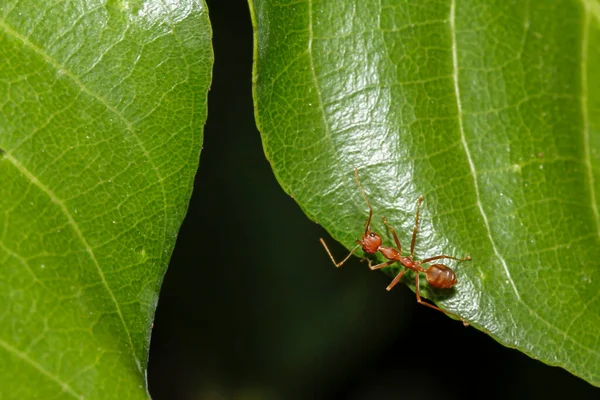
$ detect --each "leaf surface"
[0,1,212,398]
[250,0,600,386]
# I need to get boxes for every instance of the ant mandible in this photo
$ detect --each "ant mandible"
[319,168,471,326]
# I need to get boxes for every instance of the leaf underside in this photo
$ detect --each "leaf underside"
[0,1,212,398]
[250,0,600,386]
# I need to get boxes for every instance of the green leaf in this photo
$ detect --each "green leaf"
[0,1,212,398]
[250,0,600,386]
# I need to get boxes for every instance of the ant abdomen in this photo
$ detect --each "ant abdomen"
[425,264,457,289]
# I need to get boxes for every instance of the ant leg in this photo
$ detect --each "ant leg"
[410,196,424,258]
[320,239,360,268]
[386,268,408,291]
[414,272,469,326]
[421,254,471,264]
[354,168,373,235]
[362,258,396,271]
[364,258,408,291]
[381,216,402,253]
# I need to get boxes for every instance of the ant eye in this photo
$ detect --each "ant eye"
[370,233,376,237]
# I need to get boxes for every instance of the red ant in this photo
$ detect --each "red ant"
[319,168,471,326]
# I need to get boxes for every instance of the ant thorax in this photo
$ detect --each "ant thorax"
[378,246,401,261]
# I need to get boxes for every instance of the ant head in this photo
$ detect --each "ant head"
[425,264,457,289]
[357,230,382,254]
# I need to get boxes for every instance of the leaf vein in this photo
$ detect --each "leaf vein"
[580,8,600,239]
[450,0,521,300]
[582,0,600,24]
[0,338,81,398]
[3,152,141,370]
[451,0,600,360]
[0,16,171,369]
[307,0,352,206]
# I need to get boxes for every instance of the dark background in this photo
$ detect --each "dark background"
[147,1,599,399]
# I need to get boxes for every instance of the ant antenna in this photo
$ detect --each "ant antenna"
[354,168,373,235]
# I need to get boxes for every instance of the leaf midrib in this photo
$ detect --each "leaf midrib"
[580,4,600,238]
[450,0,522,304]
[451,0,600,374]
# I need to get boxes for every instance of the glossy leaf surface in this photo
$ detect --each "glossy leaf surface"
[250,0,600,386]
[0,1,212,398]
